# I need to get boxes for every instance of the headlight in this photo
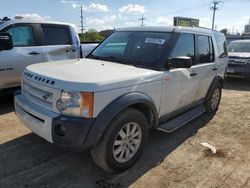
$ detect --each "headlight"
[56,91,94,118]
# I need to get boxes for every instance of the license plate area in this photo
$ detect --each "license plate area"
[227,67,235,73]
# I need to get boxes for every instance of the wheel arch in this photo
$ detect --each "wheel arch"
[206,74,224,101]
[84,92,158,149]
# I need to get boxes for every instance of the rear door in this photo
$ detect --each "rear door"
[0,24,43,89]
[40,24,78,61]
[192,35,218,101]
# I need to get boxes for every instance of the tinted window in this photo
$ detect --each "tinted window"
[6,25,35,47]
[42,25,71,45]
[197,35,214,63]
[170,33,195,63]
[214,32,228,58]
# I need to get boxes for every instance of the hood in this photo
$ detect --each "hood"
[24,58,163,92]
[228,52,250,59]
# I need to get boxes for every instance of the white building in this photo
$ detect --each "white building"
[244,19,250,34]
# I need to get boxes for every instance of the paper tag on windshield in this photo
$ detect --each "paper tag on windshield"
[145,38,165,45]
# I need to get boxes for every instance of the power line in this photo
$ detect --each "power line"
[210,0,223,30]
[138,14,146,27]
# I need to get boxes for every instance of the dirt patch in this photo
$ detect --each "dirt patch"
[0,77,250,188]
[203,149,228,158]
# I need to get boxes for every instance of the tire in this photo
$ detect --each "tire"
[206,82,222,113]
[90,108,148,173]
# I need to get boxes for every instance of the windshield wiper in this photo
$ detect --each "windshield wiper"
[87,54,103,60]
[102,56,145,68]
[88,55,145,68]
[102,56,133,65]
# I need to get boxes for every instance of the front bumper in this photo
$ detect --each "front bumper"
[226,63,250,77]
[15,94,94,150]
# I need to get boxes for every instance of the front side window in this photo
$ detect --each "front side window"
[42,25,71,45]
[6,25,35,47]
[197,35,214,64]
[89,31,172,70]
[170,33,195,63]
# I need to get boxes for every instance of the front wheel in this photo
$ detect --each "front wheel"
[90,108,148,173]
[206,83,222,113]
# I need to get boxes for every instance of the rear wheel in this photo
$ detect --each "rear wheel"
[90,108,148,173]
[206,83,222,113]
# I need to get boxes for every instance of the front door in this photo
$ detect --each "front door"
[40,24,78,62]
[160,33,199,116]
[0,24,43,89]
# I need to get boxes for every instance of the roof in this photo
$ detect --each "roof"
[116,26,215,35]
[0,19,75,28]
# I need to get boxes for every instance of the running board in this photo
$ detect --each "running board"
[157,105,206,133]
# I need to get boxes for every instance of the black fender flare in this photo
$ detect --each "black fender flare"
[84,92,158,148]
[206,74,224,101]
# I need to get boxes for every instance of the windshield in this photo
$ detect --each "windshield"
[88,31,172,70]
[228,41,250,53]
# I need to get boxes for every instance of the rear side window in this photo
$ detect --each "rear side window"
[170,33,195,63]
[42,25,71,45]
[214,32,228,58]
[197,35,214,64]
[6,25,35,47]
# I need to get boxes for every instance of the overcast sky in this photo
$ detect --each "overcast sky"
[1,0,249,33]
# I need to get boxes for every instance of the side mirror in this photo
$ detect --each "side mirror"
[0,33,13,51]
[168,56,192,69]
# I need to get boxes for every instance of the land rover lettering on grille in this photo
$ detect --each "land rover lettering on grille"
[23,71,55,86]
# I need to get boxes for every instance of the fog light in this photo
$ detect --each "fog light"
[55,124,66,137]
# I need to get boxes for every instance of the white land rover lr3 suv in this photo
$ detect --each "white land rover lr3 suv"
[15,26,228,172]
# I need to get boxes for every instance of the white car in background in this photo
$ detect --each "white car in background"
[0,19,98,91]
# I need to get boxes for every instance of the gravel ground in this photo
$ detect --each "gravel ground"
[0,77,249,188]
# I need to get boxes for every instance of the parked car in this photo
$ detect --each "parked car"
[226,40,250,78]
[0,19,98,90]
[14,26,228,172]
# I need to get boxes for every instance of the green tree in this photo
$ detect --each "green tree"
[79,29,104,43]
[220,28,228,35]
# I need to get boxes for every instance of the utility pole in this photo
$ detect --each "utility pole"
[80,5,84,35]
[210,0,223,30]
[139,14,146,27]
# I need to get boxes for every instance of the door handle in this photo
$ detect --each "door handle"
[66,46,77,52]
[212,67,218,71]
[29,51,41,55]
[190,72,197,77]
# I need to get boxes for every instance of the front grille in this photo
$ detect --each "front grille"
[22,78,60,112]
[228,56,250,59]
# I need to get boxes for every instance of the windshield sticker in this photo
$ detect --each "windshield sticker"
[145,38,166,45]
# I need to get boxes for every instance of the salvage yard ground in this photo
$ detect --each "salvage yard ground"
[0,77,250,188]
